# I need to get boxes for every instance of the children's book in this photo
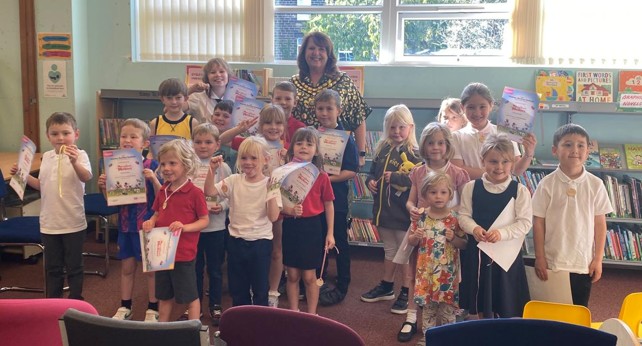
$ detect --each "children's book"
[267,161,320,210]
[575,71,613,103]
[232,98,264,136]
[140,227,180,272]
[585,139,601,169]
[624,143,642,170]
[103,148,147,206]
[149,135,181,160]
[618,71,642,112]
[318,127,350,175]
[9,136,37,200]
[535,70,575,102]
[496,86,539,143]
[185,64,204,88]
[251,68,273,97]
[599,144,626,170]
[223,76,258,103]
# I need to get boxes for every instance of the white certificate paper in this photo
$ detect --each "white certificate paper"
[103,148,146,206]
[268,161,320,210]
[525,266,573,304]
[223,77,258,103]
[9,136,37,200]
[496,86,539,143]
[318,127,350,175]
[232,99,264,135]
[140,227,180,272]
[477,198,525,272]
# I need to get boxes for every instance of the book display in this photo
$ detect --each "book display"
[576,71,613,103]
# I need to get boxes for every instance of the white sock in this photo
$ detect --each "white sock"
[406,309,417,323]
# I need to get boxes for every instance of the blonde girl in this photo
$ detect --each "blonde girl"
[451,82,537,179]
[458,134,532,319]
[186,57,233,123]
[396,122,470,342]
[281,127,335,314]
[142,139,210,322]
[409,172,467,346]
[437,98,467,132]
[204,136,281,307]
[361,105,422,316]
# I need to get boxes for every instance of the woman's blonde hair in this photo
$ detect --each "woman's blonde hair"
[286,127,323,169]
[157,139,199,178]
[235,136,270,174]
[420,171,454,201]
[418,122,454,164]
[374,104,418,156]
[481,133,515,162]
[258,104,286,136]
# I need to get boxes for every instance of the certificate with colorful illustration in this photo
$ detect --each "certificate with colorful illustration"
[268,161,319,209]
[149,135,181,159]
[140,227,180,272]
[191,162,219,209]
[9,136,37,200]
[103,148,146,206]
[232,99,264,135]
[496,87,539,143]
[318,127,350,175]
[223,77,258,103]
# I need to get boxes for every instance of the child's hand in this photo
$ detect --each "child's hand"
[209,155,224,171]
[210,203,223,214]
[188,82,209,94]
[9,163,18,175]
[97,174,107,190]
[142,168,156,181]
[521,133,537,158]
[485,229,501,243]
[142,220,154,232]
[169,221,184,236]
[445,229,454,241]
[589,257,603,283]
[408,228,423,245]
[383,171,392,183]
[534,257,548,281]
[472,226,487,242]
[409,206,423,221]
[325,234,335,251]
[237,117,258,132]
[293,204,303,217]
[64,145,80,164]
[367,179,378,193]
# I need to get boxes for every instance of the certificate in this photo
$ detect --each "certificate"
[496,86,539,143]
[232,99,264,135]
[525,266,573,304]
[103,148,146,206]
[268,161,320,210]
[9,136,37,200]
[318,127,350,175]
[149,135,181,159]
[477,198,525,272]
[140,227,180,272]
[191,161,219,209]
[223,76,258,103]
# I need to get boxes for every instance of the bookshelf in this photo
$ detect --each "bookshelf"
[521,101,642,269]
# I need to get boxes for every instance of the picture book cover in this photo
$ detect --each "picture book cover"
[576,71,613,102]
[585,139,601,169]
[185,64,204,88]
[624,143,642,170]
[496,86,539,143]
[9,136,37,200]
[599,144,626,170]
[103,148,146,206]
[618,71,642,112]
[535,70,575,102]
[140,227,180,272]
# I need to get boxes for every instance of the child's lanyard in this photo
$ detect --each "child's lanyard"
[381,147,394,207]
[57,145,67,198]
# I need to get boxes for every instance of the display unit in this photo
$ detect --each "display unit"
[521,101,642,270]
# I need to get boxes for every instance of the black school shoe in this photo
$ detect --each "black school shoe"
[318,288,346,306]
[397,321,417,342]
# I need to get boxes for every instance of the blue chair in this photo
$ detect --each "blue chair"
[82,193,118,277]
[0,169,45,294]
[424,318,617,346]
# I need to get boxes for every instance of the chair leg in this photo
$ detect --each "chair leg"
[0,243,46,295]
[83,215,110,277]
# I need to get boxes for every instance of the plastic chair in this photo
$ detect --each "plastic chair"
[599,318,641,346]
[595,293,642,336]
[59,308,210,346]
[523,300,592,327]
[217,305,365,346]
[82,193,118,277]
[0,169,45,294]
[0,299,98,346]
[425,318,617,346]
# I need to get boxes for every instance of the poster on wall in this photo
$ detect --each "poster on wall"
[37,33,72,59]
[42,61,67,98]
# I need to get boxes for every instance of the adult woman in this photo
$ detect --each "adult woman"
[291,31,372,166]
[186,57,232,123]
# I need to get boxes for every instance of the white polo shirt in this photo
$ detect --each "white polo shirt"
[532,167,613,274]
[452,122,521,168]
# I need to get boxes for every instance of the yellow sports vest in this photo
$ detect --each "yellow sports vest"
[154,114,194,139]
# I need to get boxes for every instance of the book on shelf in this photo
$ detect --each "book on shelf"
[535,69,575,102]
[185,64,204,87]
[514,170,546,195]
[251,68,273,97]
[599,144,626,170]
[348,218,381,244]
[619,70,642,94]
[605,225,642,262]
[623,175,642,219]
[98,118,123,149]
[338,66,365,95]
[575,71,613,103]
[349,173,373,201]
[365,131,383,159]
[586,139,602,169]
[624,144,642,170]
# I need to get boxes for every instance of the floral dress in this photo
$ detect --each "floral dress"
[413,211,465,307]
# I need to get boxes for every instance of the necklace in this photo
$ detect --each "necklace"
[162,179,189,209]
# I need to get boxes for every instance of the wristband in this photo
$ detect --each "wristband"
[359,151,366,157]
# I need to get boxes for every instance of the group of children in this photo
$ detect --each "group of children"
[15,56,612,344]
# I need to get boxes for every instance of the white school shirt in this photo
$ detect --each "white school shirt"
[187,91,223,123]
[452,122,521,168]
[195,159,231,233]
[39,149,92,234]
[214,174,282,241]
[531,167,613,274]
[458,174,532,241]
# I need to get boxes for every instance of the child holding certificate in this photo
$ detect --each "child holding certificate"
[204,137,282,307]
[98,118,162,322]
[408,172,467,346]
[142,139,209,321]
[457,134,532,318]
[281,127,335,314]
[361,105,421,316]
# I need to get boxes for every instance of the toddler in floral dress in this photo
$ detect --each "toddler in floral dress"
[408,171,467,346]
